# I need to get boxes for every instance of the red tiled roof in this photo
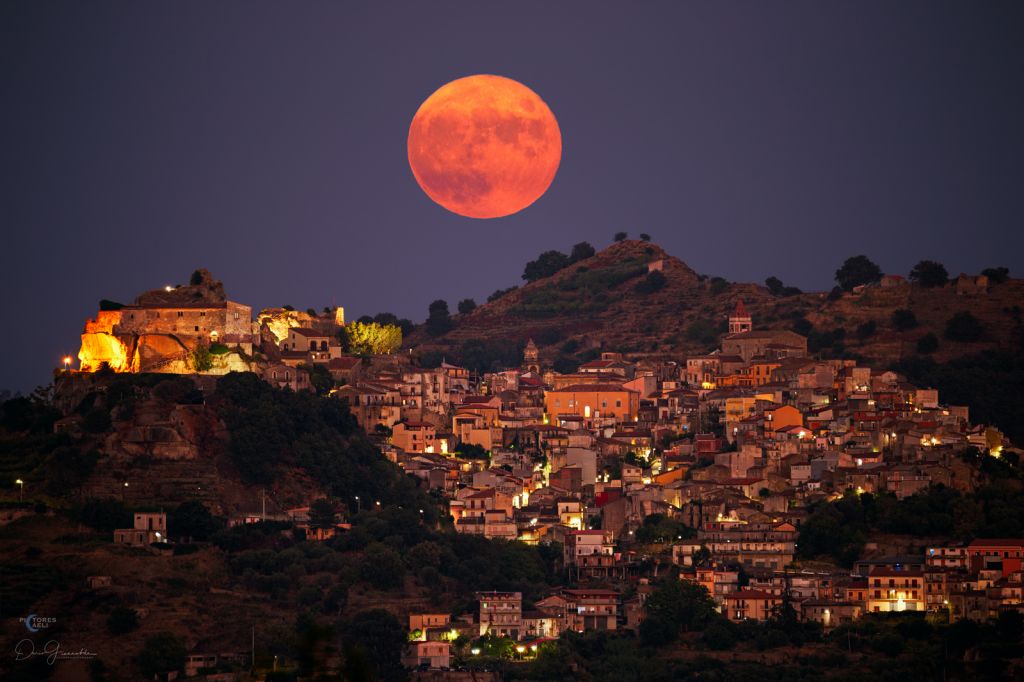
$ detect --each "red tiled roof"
[289,327,329,338]
[722,590,778,600]
[549,384,637,393]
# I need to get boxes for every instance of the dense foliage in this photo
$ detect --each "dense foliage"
[213,373,421,512]
[835,255,882,291]
[798,475,1024,566]
[343,320,402,355]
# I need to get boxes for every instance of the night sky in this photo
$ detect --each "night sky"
[2,2,1023,392]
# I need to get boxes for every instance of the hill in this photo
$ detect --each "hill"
[408,240,1023,372]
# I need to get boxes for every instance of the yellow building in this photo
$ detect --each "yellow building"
[866,569,925,612]
[544,384,640,421]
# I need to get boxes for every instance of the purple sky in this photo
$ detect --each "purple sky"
[2,2,1023,391]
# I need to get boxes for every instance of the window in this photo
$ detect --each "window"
[177,311,184,317]
[194,326,199,331]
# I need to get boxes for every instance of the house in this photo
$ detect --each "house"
[544,384,640,422]
[564,529,616,578]
[721,590,782,622]
[561,588,619,632]
[477,591,522,638]
[801,601,861,628]
[114,512,167,546]
[402,641,450,670]
[392,421,437,453]
[966,539,1024,577]
[866,568,926,612]
[409,613,451,639]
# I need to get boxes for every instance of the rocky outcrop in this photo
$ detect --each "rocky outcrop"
[105,398,224,461]
[134,268,226,307]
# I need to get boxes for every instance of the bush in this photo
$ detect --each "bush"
[982,266,1009,283]
[891,309,918,331]
[634,270,667,294]
[945,311,984,342]
[614,232,627,242]
[98,299,125,311]
[917,332,939,353]
[856,320,877,339]
[457,298,477,315]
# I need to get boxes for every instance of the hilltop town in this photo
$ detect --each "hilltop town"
[2,242,1023,680]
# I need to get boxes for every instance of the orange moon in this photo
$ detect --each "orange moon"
[407,74,562,219]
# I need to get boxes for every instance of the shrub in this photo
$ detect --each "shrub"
[945,311,984,342]
[856,320,877,339]
[457,299,477,315]
[891,309,918,331]
[634,270,667,294]
[613,232,627,242]
[917,332,939,353]
[982,266,1009,283]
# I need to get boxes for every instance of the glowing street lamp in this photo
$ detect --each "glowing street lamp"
[354,496,360,513]
[62,356,72,371]
[15,478,24,502]
[470,648,481,656]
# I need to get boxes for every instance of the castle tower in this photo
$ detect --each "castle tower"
[729,300,752,335]
[523,338,540,373]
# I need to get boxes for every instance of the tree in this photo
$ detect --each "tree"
[917,332,939,353]
[522,250,571,282]
[190,345,213,372]
[765,276,784,295]
[835,255,882,291]
[613,232,627,242]
[341,610,409,682]
[982,266,1010,284]
[891,309,918,331]
[77,498,131,532]
[169,500,220,541]
[308,498,339,529]
[639,233,651,241]
[457,298,477,315]
[569,241,595,262]
[426,300,453,337]
[107,605,139,634]
[945,311,984,342]
[137,632,186,680]
[190,270,204,285]
[344,321,402,354]
[909,260,949,288]
[640,580,717,646]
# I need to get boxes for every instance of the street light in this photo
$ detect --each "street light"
[62,356,72,371]
[15,478,24,502]
[354,496,360,513]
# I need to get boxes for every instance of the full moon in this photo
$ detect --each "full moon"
[408,74,562,219]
